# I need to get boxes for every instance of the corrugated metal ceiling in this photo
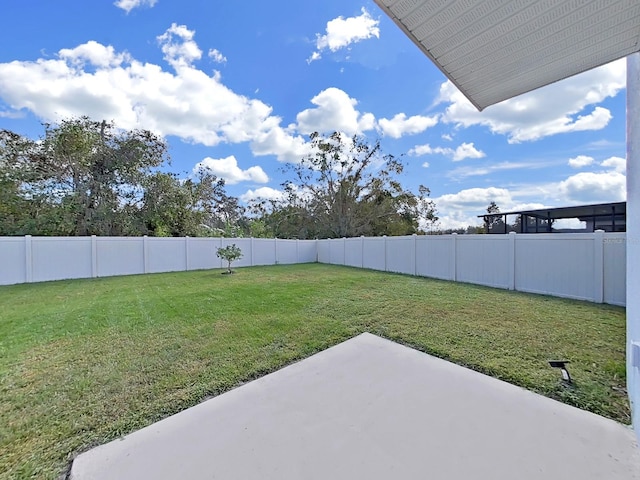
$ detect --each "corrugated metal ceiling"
[374,0,640,110]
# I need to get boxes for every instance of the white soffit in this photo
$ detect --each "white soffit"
[374,0,640,110]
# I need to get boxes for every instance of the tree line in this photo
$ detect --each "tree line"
[0,117,439,238]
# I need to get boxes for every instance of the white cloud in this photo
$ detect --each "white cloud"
[240,186,286,203]
[157,23,202,70]
[447,160,556,180]
[409,142,484,161]
[601,156,626,174]
[436,187,513,212]
[308,8,380,63]
[378,113,438,139]
[437,59,625,143]
[208,49,227,64]
[296,87,374,135]
[358,112,376,132]
[558,171,626,203]
[422,162,430,168]
[250,123,312,163]
[554,218,586,230]
[194,156,268,185]
[433,187,547,230]
[568,155,594,168]
[0,31,311,164]
[409,144,449,157]
[114,0,157,13]
[59,41,130,68]
[452,142,485,161]
[308,52,321,63]
[441,133,453,141]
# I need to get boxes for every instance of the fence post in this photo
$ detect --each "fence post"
[413,234,417,276]
[343,238,346,266]
[383,236,388,271]
[184,236,190,271]
[25,235,33,283]
[361,235,365,268]
[91,235,98,278]
[275,237,278,264]
[508,231,516,290]
[143,235,149,273]
[451,233,457,281]
[594,229,605,303]
[251,237,255,266]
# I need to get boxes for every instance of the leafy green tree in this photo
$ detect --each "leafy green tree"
[0,118,249,237]
[141,170,230,237]
[259,132,437,239]
[0,117,169,235]
[484,201,505,234]
[216,244,243,273]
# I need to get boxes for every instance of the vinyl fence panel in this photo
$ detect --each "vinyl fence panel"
[386,236,415,275]
[0,234,626,306]
[0,237,27,285]
[604,233,626,306]
[297,240,317,263]
[415,235,454,280]
[32,237,93,283]
[515,234,596,301]
[345,238,363,268]
[276,239,299,264]
[362,237,385,271]
[96,237,145,277]
[456,235,511,289]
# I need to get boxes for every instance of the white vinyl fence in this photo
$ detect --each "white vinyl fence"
[317,232,626,306]
[0,236,317,286]
[0,233,626,306]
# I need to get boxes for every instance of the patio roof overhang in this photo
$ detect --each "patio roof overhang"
[478,201,627,221]
[373,0,640,110]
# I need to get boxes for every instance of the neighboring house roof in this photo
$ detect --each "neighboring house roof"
[373,0,640,110]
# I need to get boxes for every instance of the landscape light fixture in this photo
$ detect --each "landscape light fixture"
[548,360,572,384]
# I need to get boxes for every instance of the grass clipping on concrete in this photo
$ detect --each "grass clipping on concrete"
[0,264,628,479]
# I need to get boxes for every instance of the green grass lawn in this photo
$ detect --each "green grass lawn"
[0,264,628,479]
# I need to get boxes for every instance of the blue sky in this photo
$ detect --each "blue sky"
[0,0,627,229]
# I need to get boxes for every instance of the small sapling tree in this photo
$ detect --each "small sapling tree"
[216,244,243,274]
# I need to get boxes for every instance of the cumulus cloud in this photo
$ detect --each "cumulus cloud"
[436,187,513,212]
[250,123,312,163]
[114,0,157,13]
[194,156,268,185]
[296,87,374,136]
[433,186,547,230]
[409,144,449,157]
[568,155,594,168]
[208,49,227,64]
[157,23,202,70]
[378,113,438,138]
[0,27,312,164]
[308,8,380,63]
[601,156,626,174]
[240,186,286,203]
[437,58,625,143]
[59,41,130,68]
[451,142,485,161]
[558,171,626,203]
[409,142,484,161]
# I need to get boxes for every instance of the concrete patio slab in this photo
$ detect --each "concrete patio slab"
[70,333,640,479]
